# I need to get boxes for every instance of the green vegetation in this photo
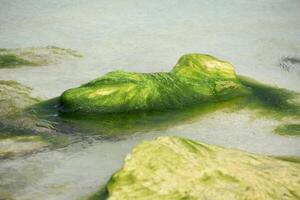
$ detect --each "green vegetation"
[55,54,300,136]
[0,46,82,69]
[237,76,300,118]
[106,136,300,200]
[58,98,239,136]
[0,54,36,68]
[60,54,248,114]
[274,124,300,136]
[81,187,108,200]
[274,156,300,164]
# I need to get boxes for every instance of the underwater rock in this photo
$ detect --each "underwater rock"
[0,80,40,116]
[60,54,248,113]
[0,46,82,69]
[0,135,48,159]
[106,136,300,200]
[0,81,58,158]
[0,80,53,134]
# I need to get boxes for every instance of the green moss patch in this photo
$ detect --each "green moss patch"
[0,46,82,69]
[0,54,36,68]
[58,98,239,136]
[274,124,300,136]
[81,187,108,200]
[274,156,300,164]
[106,136,300,200]
[237,76,300,119]
[60,54,248,114]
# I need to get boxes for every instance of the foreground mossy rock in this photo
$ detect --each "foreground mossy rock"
[0,46,81,68]
[107,136,300,200]
[60,54,248,113]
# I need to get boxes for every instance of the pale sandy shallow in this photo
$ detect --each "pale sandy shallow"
[0,0,300,199]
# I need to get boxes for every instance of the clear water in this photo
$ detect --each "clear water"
[0,0,300,199]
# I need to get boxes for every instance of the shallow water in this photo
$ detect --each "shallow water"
[0,0,300,199]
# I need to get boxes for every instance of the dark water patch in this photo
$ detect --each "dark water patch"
[279,56,300,75]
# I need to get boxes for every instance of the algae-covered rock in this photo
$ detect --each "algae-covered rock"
[107,136,300,200]
[0,46,81,68]
[60,54,247,113]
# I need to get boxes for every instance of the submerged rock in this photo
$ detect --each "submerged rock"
[106,136,300,200]
[0,46,81,69]
[0,81,60,158]
[0,80,40,116]
[0,80,52,134]
[0,135,48,159]
[60,54,248,113]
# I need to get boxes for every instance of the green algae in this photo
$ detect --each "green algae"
[0,54,36,68]
[237,76,300,119]
[57,97,240,136]
[274,124,300,136]
[11,53,298,138]
[106,136,300,200]
[58,53,299,136]
[0,53,298,137]
[81,186,108,200]
[274,156,300,164]
[0,46,82,69]
[60,54,248,114]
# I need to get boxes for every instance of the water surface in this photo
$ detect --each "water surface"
[0,0,300,199]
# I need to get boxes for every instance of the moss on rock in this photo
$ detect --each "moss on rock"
[107,136,300,200]
[0,46,81,69]
[60,54,248,113]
